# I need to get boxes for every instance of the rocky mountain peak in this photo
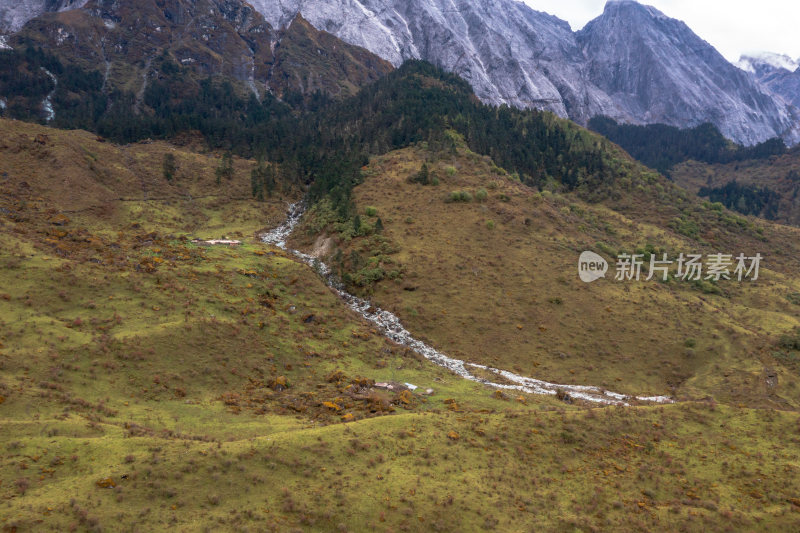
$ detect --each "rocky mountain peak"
[738,52,800,110]
[602,0,667,18]
[578,0,798,145]
[1,0,797,145]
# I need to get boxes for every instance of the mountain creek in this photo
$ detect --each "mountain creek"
[262,203,675,406]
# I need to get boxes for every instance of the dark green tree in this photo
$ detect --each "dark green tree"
[162,153,177,182]
[250,158,276,201]
[216,151,234,185]
[411,163,430,185]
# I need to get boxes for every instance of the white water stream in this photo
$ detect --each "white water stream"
[262,203,673,406]
[41,68,56,122]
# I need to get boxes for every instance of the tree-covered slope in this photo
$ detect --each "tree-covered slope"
[589,116,787,176]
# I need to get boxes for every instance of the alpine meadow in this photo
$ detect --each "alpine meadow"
[2,1,800,532]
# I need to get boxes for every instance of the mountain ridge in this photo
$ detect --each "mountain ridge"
[247,0,799,146]
[0,0,393,131]
[0,0,798,146]
[577,0,799,147]
[739,52,800,110]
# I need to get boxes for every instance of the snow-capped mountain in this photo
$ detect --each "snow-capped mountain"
[1,0,798,145]
[738,53,800,110]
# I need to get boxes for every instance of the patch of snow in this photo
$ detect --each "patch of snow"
[738,52,800,73]
[0,35,11,50]
[247,55,260,99]
[262,203,674,406]
[736,60,755,74]
[57,0,89,14]
[104,19,116,30]
[0,97,6,111]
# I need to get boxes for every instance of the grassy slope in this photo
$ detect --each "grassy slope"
[0,119,291,237]
[4,403,800,532]
[292,140,800,408]
[2,120,800,531]
[671,146,800,226]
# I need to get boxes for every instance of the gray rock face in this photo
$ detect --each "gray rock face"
[739,53,800,109]
[249,0,621,121]
[248,0,800,145]
[577,1,799,146]
[2,0,798,145]
[0,0,87,33]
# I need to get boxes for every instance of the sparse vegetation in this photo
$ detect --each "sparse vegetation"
[779,329,800,351]
[409,163,431,185]
[672,145,800,227]
[250,157,276,201]
[448,190,472,203]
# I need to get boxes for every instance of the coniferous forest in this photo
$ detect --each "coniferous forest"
[1,46,631,216]
[588,116,787,175]
[698,181,781,220]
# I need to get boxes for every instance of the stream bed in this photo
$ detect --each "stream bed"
[262,203,673,406]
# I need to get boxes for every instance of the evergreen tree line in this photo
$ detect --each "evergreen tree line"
[307,61,625,197]
[0,46,106,130]
[588,116,787,176]
[698,181,781,220]
[1,48,634,216]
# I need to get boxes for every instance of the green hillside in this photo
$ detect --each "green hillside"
[2,56,800,532]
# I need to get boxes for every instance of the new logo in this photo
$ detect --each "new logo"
[578,251,608,283]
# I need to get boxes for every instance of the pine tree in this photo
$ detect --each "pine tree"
[250,158,274,202]
[162,153,176,182]
[216,151,234,185]
[250,167,263,201]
